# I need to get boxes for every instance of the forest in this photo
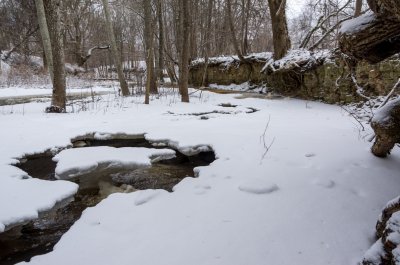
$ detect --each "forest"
[0,0,400,264]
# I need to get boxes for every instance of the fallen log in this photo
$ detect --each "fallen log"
[339,13,400,64]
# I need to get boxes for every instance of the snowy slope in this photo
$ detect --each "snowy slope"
[0,89,399,264]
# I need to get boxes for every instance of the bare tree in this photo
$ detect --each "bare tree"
[35,0,53,80]
[101,0,129,96]
[178,0,190,102]
[268,0,291,59]
[156,0,164,83]
[143,0,157,104]
[45,0,66,112]
[226,0,245,61]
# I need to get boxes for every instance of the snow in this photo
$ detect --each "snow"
[208,82,267,93]
[134,189,167,206]
[0,86,115,98]
[0,85,399,264]
[0,60,10,73]
[339,12,375,35]
[238,178,279,194]
[262,49,331,72]
[362,239,384,264]
[372,98,400,125]
[209,82,252,91]
[123,60,146,71]
[191,52,273,67]
[53,147,176,179]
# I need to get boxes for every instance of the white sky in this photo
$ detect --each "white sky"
[287,0,307,17]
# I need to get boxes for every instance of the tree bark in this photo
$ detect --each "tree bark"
[354,0,363,17]
[143,0,157,104]
[368,0,400,19]
[47,0,66,111]
[156,0,164,83]
[201,0,214,87]
[101,0,129,96]
[178,0,190,102]
[35,0,53,81]
[226,0,245,61]
[267,0,291,60]
[339,0,400,63]
[339,14,400,64]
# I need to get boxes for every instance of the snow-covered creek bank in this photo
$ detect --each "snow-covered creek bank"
[0,136,215,264]
[1,88,400,265]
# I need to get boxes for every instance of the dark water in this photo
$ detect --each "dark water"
[0,138,215,265]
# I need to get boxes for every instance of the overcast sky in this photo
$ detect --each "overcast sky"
[287,0,306,17]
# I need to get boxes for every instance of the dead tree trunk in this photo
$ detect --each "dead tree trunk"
[339,0,400,63]
[339,14,400,64]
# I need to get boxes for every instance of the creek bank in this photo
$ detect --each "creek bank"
[0,134,215,265]
[189,50,400,104]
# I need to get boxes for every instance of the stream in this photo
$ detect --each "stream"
[0,136,215,265]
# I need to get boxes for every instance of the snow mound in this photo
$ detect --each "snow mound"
[0,175,78,232]
[53,147,176,179]
[238,178,279,194]
[362,238,385,264]
[312,178,335,189]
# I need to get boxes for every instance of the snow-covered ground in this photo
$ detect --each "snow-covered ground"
[0,86,399,265]
[0,86,115,99]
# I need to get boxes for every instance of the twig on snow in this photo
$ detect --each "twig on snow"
[260,115,275,161]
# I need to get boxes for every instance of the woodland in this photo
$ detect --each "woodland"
[0,0,400,264]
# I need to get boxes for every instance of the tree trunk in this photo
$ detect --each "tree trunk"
[242,0,251,55]
[201,0,214,87]
[101,0,129,96]
[339,14,400,64]
[156,0,164,83]
[45,0,66,112]
[267,0,291,60]
[354,0,363,17]
[35,0,53,81]
[226,0,245,61]
[178,0,190,103]
[143,0,157,104]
